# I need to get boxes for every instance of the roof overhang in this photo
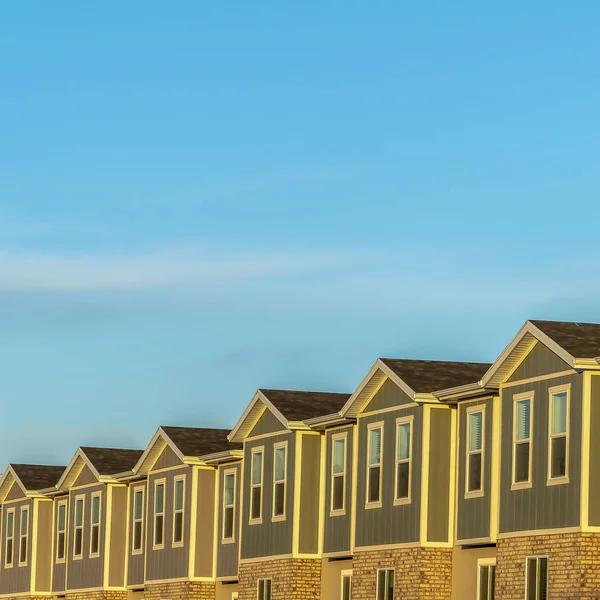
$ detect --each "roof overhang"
[303,413,355,430]
[55,448,112,491]
[198,449,243,466]
[433,382,498,403]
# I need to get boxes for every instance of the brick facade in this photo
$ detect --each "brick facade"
[238,558,321,600]
[145,581,216,600]
[352,546,453,600]
[65,592,127,600]
[496,532,600,599]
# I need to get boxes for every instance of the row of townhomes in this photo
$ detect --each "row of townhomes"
[1,319,600,600]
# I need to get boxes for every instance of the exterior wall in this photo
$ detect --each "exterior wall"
[238,557,321,600]
[216,582,238,600]
[499,372,582,533]
[73,465,98,487]
[216,462,241,580]
[5,482,26,501]
[153,445,182,470]
[323,425,354,556]
[506,341,572,382]
[451,545,496,600]
[456,397,495,542]
[249,410,286,437]
[588,374,600,526]
[352,547,452,600]
[65,591,127,600]
[194,468,216,578]
[145,581,216,600]
[364,378,414,412]
[34,499,54,593]
[126,480,146,588]
[0,498,33,595]
[52,493,69,593]
[496,532,600,599]
[108,485,128,588]
[298,433,321,555]
[240,432,295,560]
[321,557,353,600]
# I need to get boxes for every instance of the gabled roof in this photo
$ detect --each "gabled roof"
[341,358,491,418]
[0,464,66,501]
[228,389,351,443]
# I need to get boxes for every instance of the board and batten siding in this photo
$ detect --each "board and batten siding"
[35,499,54,593]
[0,497,33,594]
[217,462,241,579]
[456,397,495,542]
[587,374,600,526]
[323,425,354,555]
[298,433,321,555]
[506,342,572,383]
[127,481,147,588]
[52,494,69,593]
[240,432,295,559]
[108,486,128,588]
[193,468,216,578]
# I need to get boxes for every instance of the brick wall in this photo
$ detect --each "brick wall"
[352,547,453,600]
[145,581,216,600]
[496,532,600,599]
[66,592,127,600]
[238,558,321,600]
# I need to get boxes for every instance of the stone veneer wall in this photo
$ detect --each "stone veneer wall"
[145,581,216,600]
[496,532,600,599]
[238,558,321,600]
[352,547,453,600]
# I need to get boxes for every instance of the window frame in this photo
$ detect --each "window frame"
[525,555,548,600]
[222,468,237,543]
[376,567,395,600]
[56,499,68,563]
[547,383,570,485]
[341,569,353,600]
[257,577,272,600]
[5,507,15,568]
[73,495,85,560]
[172,475,186,547]
[18,506,29,567]
[153,478,166,550]
[131,486,145,555]
[477,557,496,600]
[465,405,485,499]
[249,446,264,525]
[366,421,384,509]
[330,431,348,516]
[512,391,534,490]
[272,441,288,522]
[89,491,101,558]
[394,415,413,506]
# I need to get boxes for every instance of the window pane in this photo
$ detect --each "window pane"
[489,566,496,600]
[20,510,28,535]
[75,499,83,526]
[551,436,567,479]
[469,412,483,452]
[396,462,409,499]
[7,512,13,535]
[274,447,286,481]
[91,526,99,554]
[174,511,183,543]
[19,537,27,563]
[57,532,65,560]
[274,482,285,516]
[58,505,66,531]
[377,571,386,600]
[252,452,263,485]
[251,486,261,519]
[155,515,163,545]
[6,539,12,564]
[515,442,530,483]
[333,439,345,474]
[224,507,234,539]
[175,480,184,511]
[134,490,143,519]
[133,521,142,551]
[468,452,482,492]
[333,475,344,510]
[368,466,381,503]
[342,575,352,600]
[397,423,411,460]
[526,558,537,600]
[551,392,567,435]
[92,496,100,525]
[75,529,82,556]
[265,579,271,600]
[480,566,489,600]
[258,580,264,600]
[369,428,382,465]
[515,399,531,441]
[386,570,394,600]
[539,558,548,600]
[225,474,235,506]
[155,484,164,513]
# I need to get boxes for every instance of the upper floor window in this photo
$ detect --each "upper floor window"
[250,447,264,523]
[272,443,287,520]
[222,470,236,541]
[90,493,101,557]
[395,418,412,503]
[548,385,569,482]
[56,501,67,562]
[153,480,165,548]
[513,393,533,487]
[172,476,185,546]
[526,557,548,600]
[19,507,29,566]
[132,487,144,553]
[367,423,383,506]
[331,433,347,514]
[73,496,85,559]
[478,560,496,600]
[5,508,14,567]
[377,568,394,600]
[257,578,272,600]
[466,407,484,496]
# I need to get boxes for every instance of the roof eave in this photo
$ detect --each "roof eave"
[304,412,355,429]
[197,449,244,465]
[434,382,498,403]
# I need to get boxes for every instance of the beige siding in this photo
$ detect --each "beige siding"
[364,378,413,412]
[5,481,25,501]
[249,409,286,437]
[0,498,33,594]
[194,468,216,578]
[153,445,182,470]
[108,485,128,587]
[34,500,54,593]
[298,434,321,555]
[73,465,98,487]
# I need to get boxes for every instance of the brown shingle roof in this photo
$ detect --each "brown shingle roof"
[11,464,66,491]
[259,389,351,421]
[160,427,241,457]
[530,320,600,359]
[80,447,144,475]
[379,359,491,393]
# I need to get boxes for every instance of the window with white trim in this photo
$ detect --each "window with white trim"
[153,480,165,547]
[272,443,287,519]
[526,557,548,600]
[395,418,411,502]
[341,570,352,600]
[478,561,496,600]
[18,507,28,565]
[376,568,394,600]
[222,470,236,541]
[73,496,84,558]
[257,578,272,600]
[250,447,263,522]
[331,434,347,513]
[56,501,67,562]
[173,476,185,545]
[90,493,101,556]
[513,395,532,485]
[5,509,14,567]
[549,386,569,481]
[467,408,484,494]
[132,487,144,553]
[367,424,383,505]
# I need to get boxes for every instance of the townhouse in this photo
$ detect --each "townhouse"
[0,318,599,600]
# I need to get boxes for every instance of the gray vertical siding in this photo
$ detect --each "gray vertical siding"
[35,500,54,593]
[127,481,146,587]
[427,407,452,543]
[323,425,354,555]
[240,432,295,559]
[506,342,572,382]
[52,494,69,593]
[108,486,128,587]
[588,375,600,526]
[194,469,216,578]
[298,434,321,555]
[73,466,98,487]
[66,483,106,591]
[355,405,422,548]
[499,373,582,533]
[249,409,286,437]
[0,498,32,594]
[153,445,182,470]
[217,462,241,579]
[456,397,494,541]
[364,378,414,412]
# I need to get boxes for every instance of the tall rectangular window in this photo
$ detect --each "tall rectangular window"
[549,386,569,481]
[90,493,101,556]
[172,476,185,545]
[73,496,84,558]
[222,470,236,541]
[513,394,533,486]
[5,509,14,567]
[526,557,548,600]
[56,501,67,562]
[250,447,263,523]
[257,578,272,600]
[132,487,144,553]
[376,568,394,600]
[341,571,352,600]
[367,424,383,505]
[272,443,287,519]
[331,434,347,514]
[153,480,165,548]
[478,562,496,600]
[467,408,484,495]
[395,418,412,502]
[19,507,29,565]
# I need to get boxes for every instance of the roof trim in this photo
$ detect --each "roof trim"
[434,381,498,403]
[303,413,355,429]
[198,449,244,465]
[56,448,101,491]
[133,428,183,475]
[0,467,28,502]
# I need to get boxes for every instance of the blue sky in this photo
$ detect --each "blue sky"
[1,1,600,467]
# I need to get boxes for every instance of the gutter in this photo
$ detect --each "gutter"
[434,381,498,403]
[197,449,244,466]
[303,413,355,430]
